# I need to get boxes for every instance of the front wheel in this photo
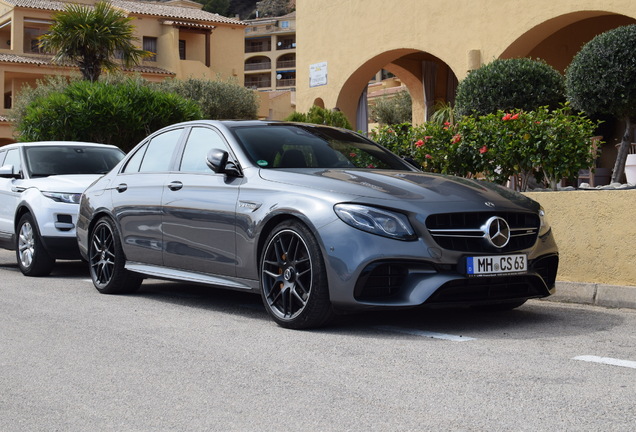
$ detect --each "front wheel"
[89,217,142,294]
[260,220,333,329]
[16,213,55,277]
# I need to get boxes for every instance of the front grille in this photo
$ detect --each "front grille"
[426,211,539,253]
[425,274,549,304]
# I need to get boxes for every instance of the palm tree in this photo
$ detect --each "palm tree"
[38,1,150,82]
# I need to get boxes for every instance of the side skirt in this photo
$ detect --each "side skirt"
[125,262,260,291]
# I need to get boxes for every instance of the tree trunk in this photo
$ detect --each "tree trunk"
[611,116,632,183]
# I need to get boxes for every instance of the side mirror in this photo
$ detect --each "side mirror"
[206,149,242,177]
[0,164,19,179]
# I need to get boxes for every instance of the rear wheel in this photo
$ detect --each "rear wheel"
[260,220,333,329]
[89,217,142,294]
[16,213,55,277]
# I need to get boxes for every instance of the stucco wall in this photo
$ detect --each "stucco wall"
[295,0,636,123]
[525,190,636,287]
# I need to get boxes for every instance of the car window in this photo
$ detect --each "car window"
[122,142,148,174]
[231,124,410,170]
[138,129,183,173]
[3,149,21,174]
[24,145,125,177]
[0,150,6,165]
[179,127,230,173]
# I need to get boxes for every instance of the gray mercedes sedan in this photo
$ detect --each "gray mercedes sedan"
[76,120,558,329]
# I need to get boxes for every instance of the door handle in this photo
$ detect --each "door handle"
[168,181,183,191]
[116,183,127,193]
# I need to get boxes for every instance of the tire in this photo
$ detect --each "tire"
[260,220,333,329]
[89,217,142,294]
[16,213,55,277]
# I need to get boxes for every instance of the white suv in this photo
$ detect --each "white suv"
[0,141,124,276]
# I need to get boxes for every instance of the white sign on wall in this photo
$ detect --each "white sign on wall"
[309,62,328,87]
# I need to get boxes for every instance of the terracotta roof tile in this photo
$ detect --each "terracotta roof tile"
[4,0,246,25]
[0,53,175,75]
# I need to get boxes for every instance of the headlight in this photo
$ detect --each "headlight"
[42,191,82,204]
[334,204,416,240]
[539,207,551,237]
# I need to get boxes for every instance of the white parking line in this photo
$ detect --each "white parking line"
[573,355,636,369]
[376,326,476,342]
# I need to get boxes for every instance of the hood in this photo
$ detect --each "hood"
[259,168,538,209]
[24,174,103,193]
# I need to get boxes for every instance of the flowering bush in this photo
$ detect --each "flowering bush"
[370,104,600,190]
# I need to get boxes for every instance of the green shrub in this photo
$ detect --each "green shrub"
[285,105,353,129]
[16,79,202,152]
[370,104,599,190]
[566,24,636,182]
[155,77,259,120]
[455,58,565,116]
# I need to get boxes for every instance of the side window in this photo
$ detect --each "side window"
[138,129,183,173]
[179,127,230,173]
[143,36,157,61]
[4,149,21,174]
[122,143,148,174]
[0,150,6,165]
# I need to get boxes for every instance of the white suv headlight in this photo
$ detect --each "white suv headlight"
[334,204,416,240]
[42,191,82,204]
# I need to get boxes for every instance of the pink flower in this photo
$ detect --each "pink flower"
[349,152,357,157]
[511,113,520,120]
[502,113,512,121]
[367,164,376,169]
[415,140,424,148]
[444,122,451,126]
[424,136,433,140]
[452,134,461,144]
[479,145,488,154]
[425,154,433,159]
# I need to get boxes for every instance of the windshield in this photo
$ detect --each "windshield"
[25,145,125,177]
[231,124,413,170]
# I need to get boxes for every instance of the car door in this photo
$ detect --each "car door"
[161,126,241,277]
[0,148,22,246]
[112,128,184,266]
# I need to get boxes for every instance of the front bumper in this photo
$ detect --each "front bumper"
[320,220,559,311]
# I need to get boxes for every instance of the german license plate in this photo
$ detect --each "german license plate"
[466,254,527,276]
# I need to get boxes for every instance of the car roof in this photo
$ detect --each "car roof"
[1,141,120,150]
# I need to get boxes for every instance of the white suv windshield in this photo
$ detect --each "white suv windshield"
[25,146,125,177]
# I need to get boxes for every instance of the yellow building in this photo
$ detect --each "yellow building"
[296,0,636,136]
[243,11,296,91]
[0,0,247,144]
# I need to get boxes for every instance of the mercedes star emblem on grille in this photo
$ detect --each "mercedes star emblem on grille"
[483,216,511,248]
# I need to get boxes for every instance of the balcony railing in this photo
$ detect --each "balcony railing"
[245,62,272,71]
[276,79,296,87]
[245,44,272,53]
[245,78,272,89]
[276,60,296,69]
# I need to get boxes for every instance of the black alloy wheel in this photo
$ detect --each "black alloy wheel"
[89,217,142,294]
[260,220,332,329]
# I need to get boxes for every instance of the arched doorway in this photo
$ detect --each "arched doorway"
[335,49,457,131]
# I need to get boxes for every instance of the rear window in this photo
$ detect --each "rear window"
[25,145,125,177]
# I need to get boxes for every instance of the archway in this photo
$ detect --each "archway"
[500,12,636,174]
[335,49,457,131]
[500,12,636,72]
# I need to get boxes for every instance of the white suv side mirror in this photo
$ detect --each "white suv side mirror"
[0,164,19,179]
